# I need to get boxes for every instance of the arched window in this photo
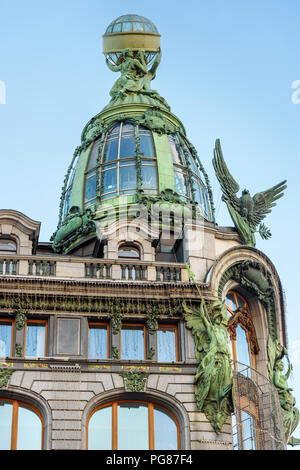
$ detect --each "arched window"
[0,399,43,450]
[87,401,180,450]
[118,244,140,260]
[0,238,17,255]
[225,291,258,371]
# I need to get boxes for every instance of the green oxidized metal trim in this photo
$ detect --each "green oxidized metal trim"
[0,367,14,388]
[51,206,96,253]
[267,335,300,446]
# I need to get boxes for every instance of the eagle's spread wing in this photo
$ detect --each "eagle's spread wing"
[212,139,240,212]
[250,180,287,226]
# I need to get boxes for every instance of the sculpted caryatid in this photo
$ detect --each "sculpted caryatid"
[183,298,233,434]
[268,336,300,446]
[106,48,169,109]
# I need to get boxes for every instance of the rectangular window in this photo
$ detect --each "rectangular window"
[0,320,13,357]
[25,320,47,358]
[157,325,178,362]
[121,325,146,360]
[88,323,109,359]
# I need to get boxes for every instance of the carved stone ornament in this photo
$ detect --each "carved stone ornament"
[120,368,149,392]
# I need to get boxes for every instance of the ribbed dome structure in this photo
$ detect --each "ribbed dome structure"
[52,15,215,254]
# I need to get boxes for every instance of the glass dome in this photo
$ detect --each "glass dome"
[61,122,213,223]
[105,15,158,34]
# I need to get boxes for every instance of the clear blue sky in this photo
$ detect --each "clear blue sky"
[1,0,300,446]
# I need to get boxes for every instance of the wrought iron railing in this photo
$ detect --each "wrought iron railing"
[232,361,286,450]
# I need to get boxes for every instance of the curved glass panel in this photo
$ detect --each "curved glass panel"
[17,405,42,450]
[88,405,112,450]
[167,134,212,216]
[63,154,79,218]
[154,407,177,450]
[0,400,42,450]
[118,403,148,450]
[88,401,179,450]
[0,402,13,450]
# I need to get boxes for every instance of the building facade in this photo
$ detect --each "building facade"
[0,15,297,451]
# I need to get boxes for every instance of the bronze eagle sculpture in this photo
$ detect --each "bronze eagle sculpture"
[212,139,287,246]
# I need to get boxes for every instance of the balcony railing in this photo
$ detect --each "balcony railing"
[0,255,187,283]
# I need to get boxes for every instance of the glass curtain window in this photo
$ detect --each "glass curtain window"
[121,326,145,360]
[25,321,46,357]
[84,139,100,208]
[157,327,177,362]
[88,401,179,450]
[0,321,13,357]
[98,122,158,201]
[88,324,108,359]
[167,133,211,217]
[0,400,43,450]
[63,155,79,218]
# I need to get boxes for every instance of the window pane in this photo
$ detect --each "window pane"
[241,411,257,450]
[119,136,136,158]
[17,405,42,450]
[102,168,117,194]
[0,322,12,357]
[26,323,46,357]
[103,139,119,162]
[157,328,176,362]
[236,325,251,370]
[119,165,137,190]
[174,170,188,197]
[118,246,140,259]
[85,172,97,202]
[0,402,12,450]
[0,240,16,254]
[154,407,178,450]
[88,406,112,450]
[140,135,155,158]
[225,292,236,311]
[89,325,107,359]
[87,139,100,170]
[141,165,157,189]
[118,403,148,450]
[121,327,144,360]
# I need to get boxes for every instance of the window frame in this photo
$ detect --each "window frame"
[120,323,147,361]
[226,291,257,370]
[0,398,44,450]
[24,319,48,358]
[156,324,179,362]
[0,318,14,357]
[83,122,159,206]
[88,321,110,359]
[87,400,181,450]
